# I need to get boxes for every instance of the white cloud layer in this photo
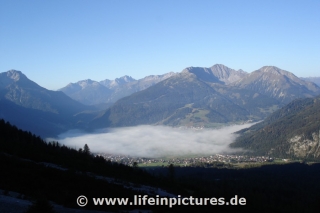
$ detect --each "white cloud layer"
[48,124,253,158]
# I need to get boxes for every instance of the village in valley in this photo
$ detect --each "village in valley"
[95,153,276,168]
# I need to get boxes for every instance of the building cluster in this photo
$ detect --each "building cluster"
[95,153,273,166]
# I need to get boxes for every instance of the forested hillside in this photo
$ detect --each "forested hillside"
[0,119,186,212]
[231,96,320,159]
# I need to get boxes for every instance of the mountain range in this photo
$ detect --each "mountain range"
[59,72,176,106]
[1,65,319,138]
[91,65,320,128]
[58,66,320,107]
[232,66,319,103]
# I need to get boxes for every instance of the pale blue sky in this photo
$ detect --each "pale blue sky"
[1,0,319,90]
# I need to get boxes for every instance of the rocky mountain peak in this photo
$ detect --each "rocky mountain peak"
[143,72,176,82]
[99,79,112,86]
[181,66,222,83]
[210,64,231,72]
[100,76,136,88]
[164,71,176,77]
[77,79,101,88]
[210,64,248,84]
[60,79,107,97]
[182,64,247,84]
[0,70,40,90]
[260,66,282,72]
[233,66,320,103]
[258,66,295,77]
[114,75,136,84]
[6,69,24,81]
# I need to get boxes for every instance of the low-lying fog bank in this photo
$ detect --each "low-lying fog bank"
[47,123,254,158]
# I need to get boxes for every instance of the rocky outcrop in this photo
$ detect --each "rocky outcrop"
[288,131,320,158]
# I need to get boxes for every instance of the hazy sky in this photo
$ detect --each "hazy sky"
[49,124,253,158]
[1,0,319,90]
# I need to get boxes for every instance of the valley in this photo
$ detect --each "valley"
[2,118,320,212]
[1,64,320,161]
[2,2,320,212]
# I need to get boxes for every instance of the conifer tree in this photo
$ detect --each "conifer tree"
[83,144,90,155]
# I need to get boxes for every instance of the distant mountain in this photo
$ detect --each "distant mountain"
[58,79,113,105]
[104,72,176,104]
[300,77,320,87]
[231,95,320,160]
[60,68,319,108]
[100,75,136,88]
[232,66,320,103]
[0,70,94,137]
[183,64,248,84]
[59,72,176,105]
[91,64,319,128]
